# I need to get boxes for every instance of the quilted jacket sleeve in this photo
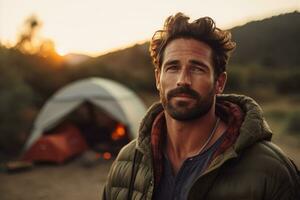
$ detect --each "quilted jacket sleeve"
[100,140,137,200]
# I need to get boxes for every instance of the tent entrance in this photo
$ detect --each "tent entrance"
[46,101,130,156]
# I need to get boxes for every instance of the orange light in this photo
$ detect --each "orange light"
[103,152,112,160]
[111,124,126,141]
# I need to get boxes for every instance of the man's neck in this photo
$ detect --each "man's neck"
[164,107,227,175]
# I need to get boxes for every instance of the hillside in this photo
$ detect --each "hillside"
[230,11,300,67]
[83,11,300,93]
[78,43,155,92]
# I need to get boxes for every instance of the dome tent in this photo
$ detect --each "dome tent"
[24,77,147,151]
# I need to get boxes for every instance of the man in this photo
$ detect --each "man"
[102,13,299,200]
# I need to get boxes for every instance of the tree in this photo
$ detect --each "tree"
[14,15,61,60]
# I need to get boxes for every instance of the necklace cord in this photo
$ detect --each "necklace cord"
[195,117,220,155]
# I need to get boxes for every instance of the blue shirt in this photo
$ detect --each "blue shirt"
[154,134,225,200]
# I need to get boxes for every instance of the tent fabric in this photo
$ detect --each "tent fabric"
[24,77,147,151]
[22,125,88,163]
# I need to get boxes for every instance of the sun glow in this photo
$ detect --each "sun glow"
[55,46,69,56]
[1,0,299,56]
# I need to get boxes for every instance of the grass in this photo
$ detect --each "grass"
[261,97,300,136]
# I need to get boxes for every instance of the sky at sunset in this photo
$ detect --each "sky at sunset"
[0,0,299,56]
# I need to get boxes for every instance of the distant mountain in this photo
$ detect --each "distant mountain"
[95,11,299,67]
[79,43,155,91]
[230,11,300,67]
[76,11,299,92]
[63,53,92,66]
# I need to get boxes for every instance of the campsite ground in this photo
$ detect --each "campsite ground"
[0,135,299,200]
[0,157,113,200]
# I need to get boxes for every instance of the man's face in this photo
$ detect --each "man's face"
[155,38,226,121]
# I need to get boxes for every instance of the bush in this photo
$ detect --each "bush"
[276,72,300,95]
[0,65,37,157]
[286,111,300,135]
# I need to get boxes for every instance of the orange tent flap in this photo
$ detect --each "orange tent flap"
[23,125,88,163]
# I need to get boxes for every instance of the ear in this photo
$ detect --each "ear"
[215,72,227,94]
[155,68,161,90]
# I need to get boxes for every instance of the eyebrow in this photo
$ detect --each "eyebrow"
[163,60,179,67]
[163,59,210,70]
[189,60,209,69]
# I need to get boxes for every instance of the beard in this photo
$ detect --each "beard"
[160,85,215,121]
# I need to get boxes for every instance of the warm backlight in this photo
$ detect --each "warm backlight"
[56,46,69,56]
[111,124,126,141]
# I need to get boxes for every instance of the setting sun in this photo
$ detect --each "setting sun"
[55,46,69,56]
[1,0,299,56]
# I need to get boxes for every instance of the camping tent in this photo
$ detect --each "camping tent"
[24,77,147,151]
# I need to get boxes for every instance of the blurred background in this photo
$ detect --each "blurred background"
[0,0,300,199]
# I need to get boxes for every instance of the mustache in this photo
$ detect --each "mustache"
[167,86,199,100]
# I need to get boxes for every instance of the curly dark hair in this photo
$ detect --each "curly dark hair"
[150,12,236,78]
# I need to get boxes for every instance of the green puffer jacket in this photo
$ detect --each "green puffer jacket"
[102,94,299,200]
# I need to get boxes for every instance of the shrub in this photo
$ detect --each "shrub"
[286,111,300,135]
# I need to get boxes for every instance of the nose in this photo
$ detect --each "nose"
[176,68,192,87]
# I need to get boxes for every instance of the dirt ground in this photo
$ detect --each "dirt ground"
[0,158,113,200]
[0,136,299,200]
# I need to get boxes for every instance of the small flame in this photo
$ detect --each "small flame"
[103,152,112,160]
[111,124,126,141]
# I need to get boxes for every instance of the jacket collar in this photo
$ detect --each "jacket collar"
[136,102,163,156]
[216,94,272,152]
[136,94,273,157]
